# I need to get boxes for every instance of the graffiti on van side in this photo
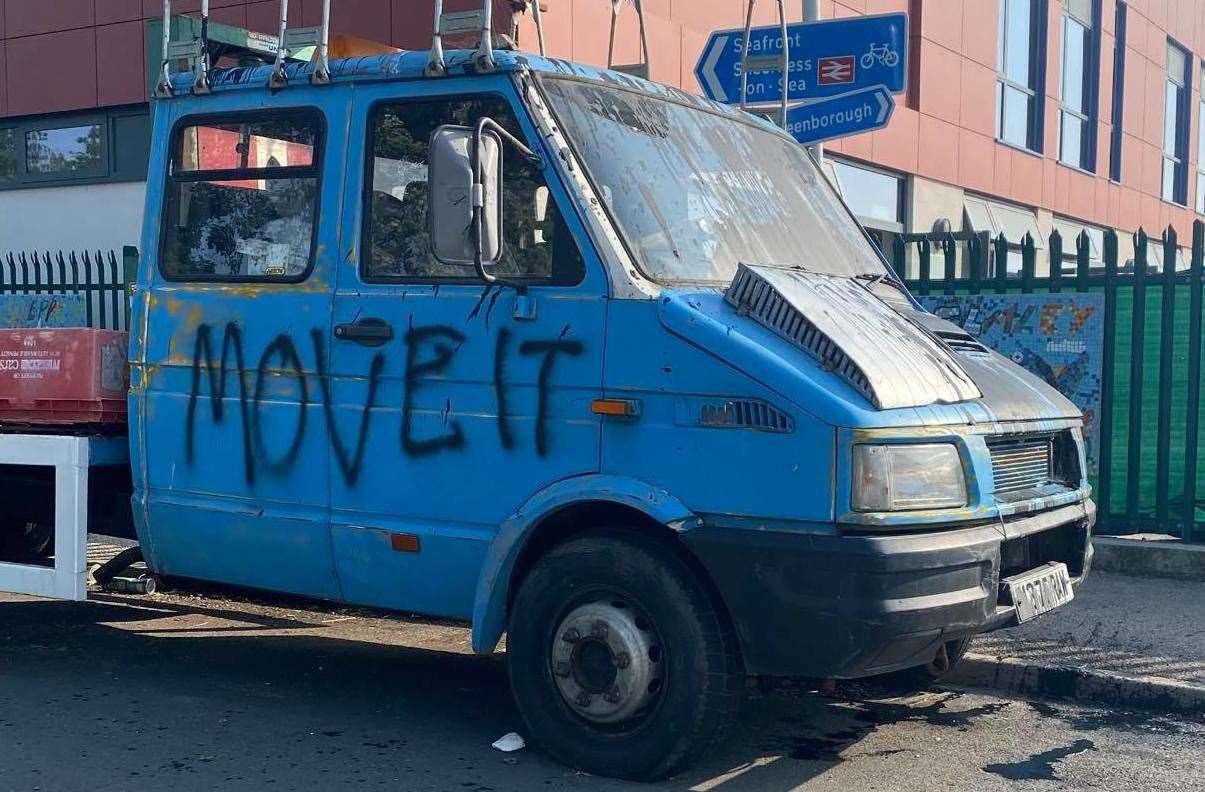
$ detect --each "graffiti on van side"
[183,321,581,486]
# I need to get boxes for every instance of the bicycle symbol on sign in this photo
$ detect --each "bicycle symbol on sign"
[860,43,899,69]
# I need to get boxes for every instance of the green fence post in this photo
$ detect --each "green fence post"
[1075,231,1091,292]
[892,236,907,282]
[1156,227,1177,530]
[1049,229,1064,294]
[1098,229,1119,527]
[943,236,957,295]
[994,233,1009,292]
[1021,233,1036,294]
[1126,229,1149,525]
[1186,221,1204,541]
[918,239,932,296]
[968,233,987,295]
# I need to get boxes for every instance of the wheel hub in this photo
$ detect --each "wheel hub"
[550,601,663,724]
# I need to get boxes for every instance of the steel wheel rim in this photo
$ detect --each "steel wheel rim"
[548,595,666,728]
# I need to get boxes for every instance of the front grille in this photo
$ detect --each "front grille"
[999,519,1090,578]
[986,434,1053,494]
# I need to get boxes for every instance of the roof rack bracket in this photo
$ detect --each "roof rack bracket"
[312,0,332,84]
[268,0,292,88]
[192,0,213,94]
[739,0,790,128]
[608,0,650,80]
[154,0,175,97]
[427,0,498,77]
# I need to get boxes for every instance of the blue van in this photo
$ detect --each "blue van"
[128,26,1093,781]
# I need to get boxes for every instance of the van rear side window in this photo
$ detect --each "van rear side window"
[161,113,323,281]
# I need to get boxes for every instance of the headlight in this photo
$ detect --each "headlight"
[852,443,967,511]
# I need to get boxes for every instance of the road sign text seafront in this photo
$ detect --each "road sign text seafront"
[695,13,908,105]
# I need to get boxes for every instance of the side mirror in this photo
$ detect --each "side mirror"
[429,124,503,273]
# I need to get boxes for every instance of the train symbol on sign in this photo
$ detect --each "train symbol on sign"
[817,56,855,85]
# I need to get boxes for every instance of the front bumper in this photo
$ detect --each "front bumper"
[681,499,1094,678]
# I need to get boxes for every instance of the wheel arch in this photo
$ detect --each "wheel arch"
[471,475,712,654]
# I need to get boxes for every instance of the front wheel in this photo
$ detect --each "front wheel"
[507,531,744,781]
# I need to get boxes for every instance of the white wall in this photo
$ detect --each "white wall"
[0,181,146,255]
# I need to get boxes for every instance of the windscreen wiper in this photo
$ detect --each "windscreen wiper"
[853,271,890,286]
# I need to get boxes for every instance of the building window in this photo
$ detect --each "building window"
[0,107,150,191]
[825,157,906,257]
[997,0,1046,152]
[964,195,1044,275]
[1163,40,1191,205]
[0,128,15,180]
[1134,239,1188,272]
[1059,0,1099,171]
[25,124,105,175]
[1197,63,1205,214]
[1052,216,1105,273]
[1108,2,1126,181]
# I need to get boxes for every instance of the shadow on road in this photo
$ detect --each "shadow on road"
[0,592,981,791]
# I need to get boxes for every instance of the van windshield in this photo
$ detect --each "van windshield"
[541,78,886,284]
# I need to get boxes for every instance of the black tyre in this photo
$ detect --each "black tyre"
[507,530,744,781]
[869,635,974,693]
[0,521,53,562]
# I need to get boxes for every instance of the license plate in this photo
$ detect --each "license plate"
[1002,562,1074,623]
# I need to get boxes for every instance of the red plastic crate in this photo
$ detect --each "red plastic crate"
[0,329,129,426]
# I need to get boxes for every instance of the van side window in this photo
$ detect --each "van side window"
[161,112,323,281]
[365,97,583,284]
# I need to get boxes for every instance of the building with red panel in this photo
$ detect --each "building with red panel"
[0,1,1203,272]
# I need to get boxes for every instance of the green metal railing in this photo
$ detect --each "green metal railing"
[894,221,1205,543]
[0,247,136,331]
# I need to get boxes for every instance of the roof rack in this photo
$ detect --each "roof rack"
[154,0,333,96]
[607,0,649,79]
[739,0,791,128]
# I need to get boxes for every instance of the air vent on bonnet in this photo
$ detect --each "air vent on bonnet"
[934,330,990,354]
[724,264,981,410]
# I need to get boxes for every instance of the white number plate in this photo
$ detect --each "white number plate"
[1003,562,1074,623]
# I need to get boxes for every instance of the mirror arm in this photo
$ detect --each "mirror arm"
[471,118,538,291]
[476,117,540,165]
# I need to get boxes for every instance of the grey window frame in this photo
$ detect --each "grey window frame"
[1197,61,1205,214]
[996,0,1048,153]
[1163,40,1192,205]
[1058,0,1101,172]
[0,106,150,191]
[1108,2,1127,181]
[0,127,16,182]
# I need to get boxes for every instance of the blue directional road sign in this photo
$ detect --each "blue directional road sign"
[695,13,907,106]
[782,85,895,146]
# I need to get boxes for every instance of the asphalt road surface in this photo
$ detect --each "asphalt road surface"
[0,586,1202,792]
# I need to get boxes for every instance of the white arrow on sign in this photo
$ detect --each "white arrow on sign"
[699,34,730,103]
[874,88,890,124]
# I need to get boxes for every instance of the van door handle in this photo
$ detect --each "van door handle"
[334,318,394,347]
